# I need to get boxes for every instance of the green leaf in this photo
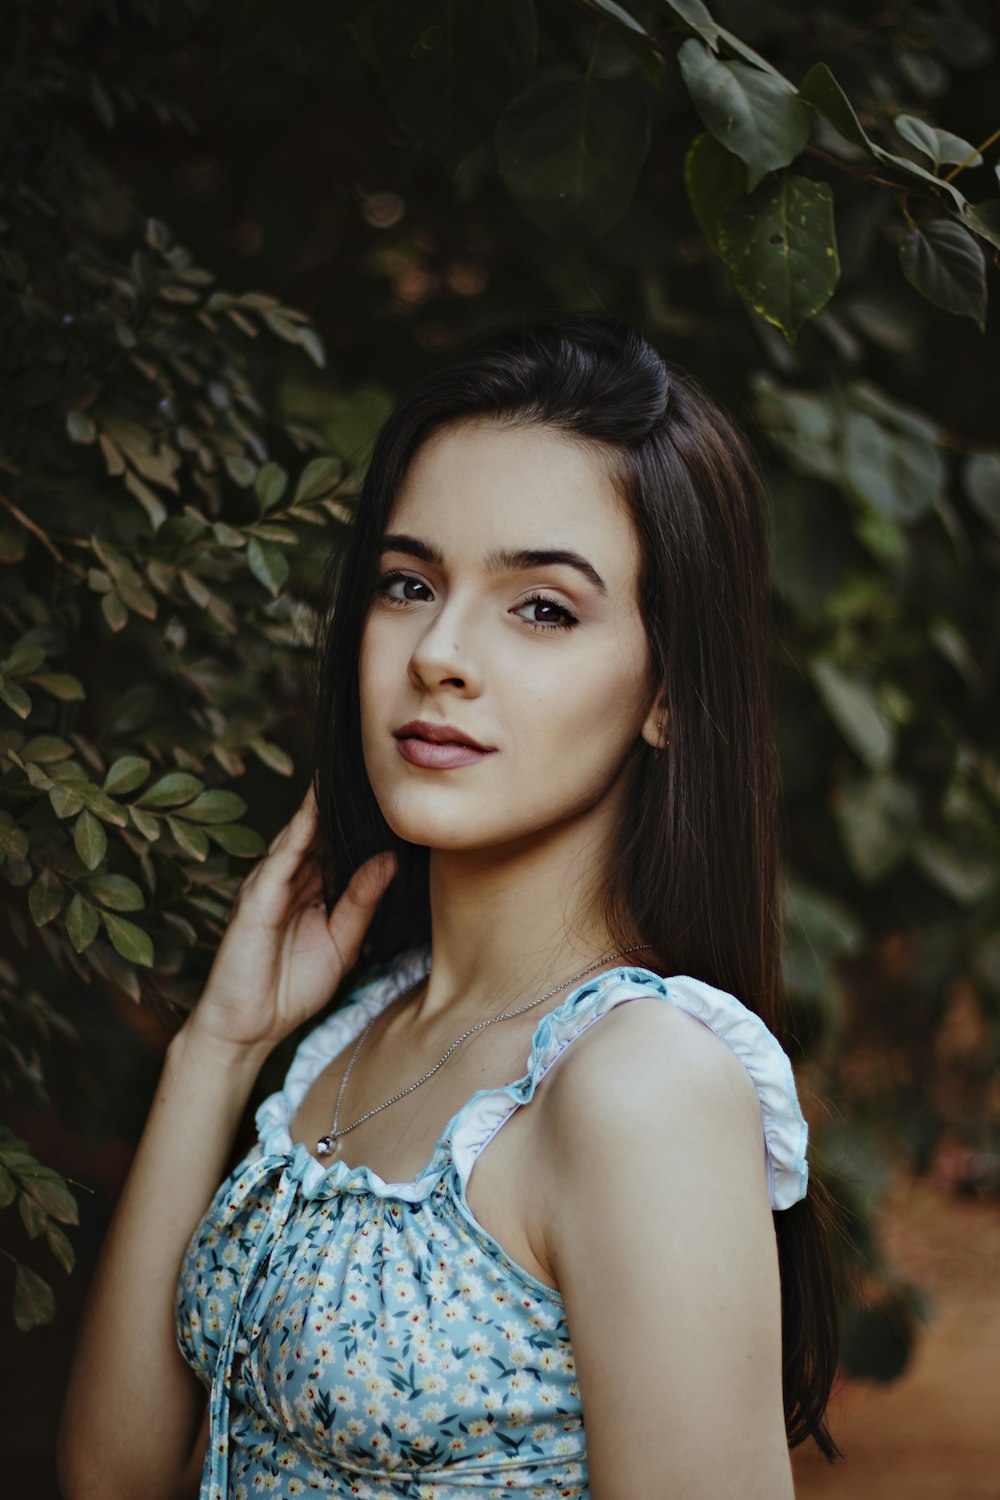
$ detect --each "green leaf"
[796,61,878,152]
[137,772,204,810]
[65,892,100,952]
[371,0,537,166]
[19,1193,46,1238]
[46,1223,76,1275]
[684,130,746,253]
[48,784,86,820]
[128,805,161,841]
[112,565,158,619]
[293,457,342,504]
[124,471,168,532]
[715,26,789,81]
[254,462,288,513]
[73,808,108,871]
[810,659,895,770]
[717,172,840,341]
[211,521,245,549]
[798,63,968,211]
[677,39,809,190]
[166,816,210,861]
[13,1260,55,1331]
[3,643,46,678]
[894,115,983,170]
[836,774,921,882]
[0,678,31,718]
[962,198,1000,252]
[496,75,650,241]
[580,0,649,38]
[963,453,1000,533]
[101,590,129,633]
[29,673,85,701]
[22,736,73,763]
[0,820,28,859]
[0,1164,15,1208]
[250,739,294,775]
[102,912,154,968]
[245,523,298,545]
[180,790,248,824]
[28,870,64,927]
[205,823,268,858]
[246,537,290,597]
[24,1176,79,1225]
[290,323,325,369]
[662,0,720,47]
[224,454,257,488]
[65,409,98,444]
[72,783,128,826]
[912,835,996,906]
[103,756,152,796]
[839,413,945,522]
[782,877,862,1001]
[83,874,146,911]
[899,219,987,330]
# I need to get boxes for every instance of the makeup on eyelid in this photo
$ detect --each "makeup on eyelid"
[372,569,580,632]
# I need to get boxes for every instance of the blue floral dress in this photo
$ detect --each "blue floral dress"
[175,945,809,1498]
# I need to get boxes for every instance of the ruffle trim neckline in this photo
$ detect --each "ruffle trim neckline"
[254,943,809,1211]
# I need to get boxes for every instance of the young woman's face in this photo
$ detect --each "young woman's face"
[358,419,662,855]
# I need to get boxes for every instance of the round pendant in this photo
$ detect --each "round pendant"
[316,1135,339,1157]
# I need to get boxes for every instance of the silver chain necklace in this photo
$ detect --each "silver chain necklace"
[315,944,651,1157]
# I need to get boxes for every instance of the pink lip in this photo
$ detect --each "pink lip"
[392,720,496,770]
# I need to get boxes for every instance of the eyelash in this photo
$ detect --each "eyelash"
[372,570,579,632]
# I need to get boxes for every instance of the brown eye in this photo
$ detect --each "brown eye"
[514,594,578,631]
[373,570,432,604]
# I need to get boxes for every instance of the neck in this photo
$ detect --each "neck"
[408,805,648,1027]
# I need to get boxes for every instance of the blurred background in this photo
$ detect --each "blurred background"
[1,2,998,1495]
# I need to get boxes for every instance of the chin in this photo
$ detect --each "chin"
[372,787,487,850]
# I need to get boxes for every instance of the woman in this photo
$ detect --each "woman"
[59,317,839,1499]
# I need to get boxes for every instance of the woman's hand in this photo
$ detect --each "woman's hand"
[181,782,397,1057]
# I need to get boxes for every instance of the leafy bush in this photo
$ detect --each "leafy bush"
[2,0,998,1372]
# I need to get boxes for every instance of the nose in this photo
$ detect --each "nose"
[407,592,483,696]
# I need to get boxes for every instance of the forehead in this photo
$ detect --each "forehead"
[387,419,637,571]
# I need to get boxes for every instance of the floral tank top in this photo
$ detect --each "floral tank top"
[175,944,809,1498]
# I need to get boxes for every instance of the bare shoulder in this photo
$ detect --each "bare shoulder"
[537,991,765,1180]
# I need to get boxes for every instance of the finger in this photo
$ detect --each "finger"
[325,852,398,968]
[267,784,319,858]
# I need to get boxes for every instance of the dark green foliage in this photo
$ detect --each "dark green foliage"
[1,0,998,1401]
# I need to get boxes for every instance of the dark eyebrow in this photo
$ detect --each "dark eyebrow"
[488,549,605,594]
[379,537,440,564]
[379,533,608,595]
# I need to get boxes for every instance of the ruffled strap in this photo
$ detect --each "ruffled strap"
[652,974,809,1210]
[451,967,809,1213]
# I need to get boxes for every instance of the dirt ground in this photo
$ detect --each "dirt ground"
[792,1174,1000,1500]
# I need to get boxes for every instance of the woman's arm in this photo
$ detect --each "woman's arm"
[538,996,794,1500]
[56,1024,270,1500]
[57,786,397,1500]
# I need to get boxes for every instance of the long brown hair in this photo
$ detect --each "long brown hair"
[311,315,841,1458]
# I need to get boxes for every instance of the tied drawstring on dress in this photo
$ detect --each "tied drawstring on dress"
[204,1151,299,1500]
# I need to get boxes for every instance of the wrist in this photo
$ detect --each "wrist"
[168,1017,273,1079]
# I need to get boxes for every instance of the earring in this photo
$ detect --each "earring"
[654,716,667,755]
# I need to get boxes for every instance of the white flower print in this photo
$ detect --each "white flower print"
[172,961,639,1500]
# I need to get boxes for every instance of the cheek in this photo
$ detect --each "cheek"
[510,639,647,760]
[358,618,393,707]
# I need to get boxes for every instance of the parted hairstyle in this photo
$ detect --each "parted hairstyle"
[310,315,841,1459]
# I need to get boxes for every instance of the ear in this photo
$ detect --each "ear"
[640,695,668,752]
